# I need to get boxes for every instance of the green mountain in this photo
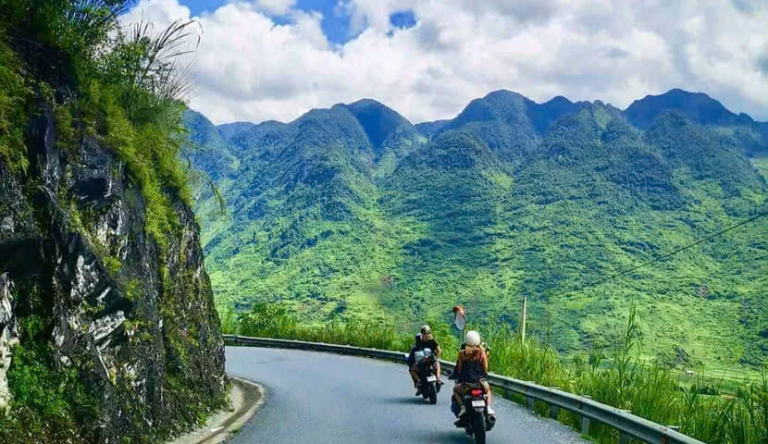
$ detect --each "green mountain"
[193,100,425,317]
[184,110,240,179]
[217,121,256,142]
[626,89,768,157]
[190,90,768,369]
[415,119,449,139]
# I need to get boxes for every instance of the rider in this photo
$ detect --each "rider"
[408,325,442,394]
[453,330,495,421]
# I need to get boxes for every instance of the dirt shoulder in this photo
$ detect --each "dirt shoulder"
[170,377,264,444]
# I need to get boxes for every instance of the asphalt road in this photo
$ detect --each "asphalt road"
[226,347,588,443]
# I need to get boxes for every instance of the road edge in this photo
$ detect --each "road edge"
[169,377,265,444]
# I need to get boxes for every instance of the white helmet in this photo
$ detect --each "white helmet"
[465,330,481,347]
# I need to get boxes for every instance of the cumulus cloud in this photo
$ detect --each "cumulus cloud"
[122,0,768,124]
[254,0,296,16]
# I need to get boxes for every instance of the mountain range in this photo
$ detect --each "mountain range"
[186,89,768,369]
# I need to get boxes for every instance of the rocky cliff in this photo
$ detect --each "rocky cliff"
[0,103,226,442]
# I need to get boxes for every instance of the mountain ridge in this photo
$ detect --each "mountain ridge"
[207,89,768,154]
[188,88,768,370]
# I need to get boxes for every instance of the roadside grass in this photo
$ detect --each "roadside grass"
[220,303,413,352]
[222,304,768,444]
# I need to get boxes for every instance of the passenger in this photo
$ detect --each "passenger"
[453,330,494,421]
[407,325,442,395]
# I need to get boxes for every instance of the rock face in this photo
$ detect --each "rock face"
[0,105,226,441]
[0,273,19,406]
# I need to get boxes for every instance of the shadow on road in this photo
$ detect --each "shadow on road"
[406,429,472,443]
[377,396,429,405]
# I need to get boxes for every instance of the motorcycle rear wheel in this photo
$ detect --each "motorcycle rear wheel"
[472,413,486,444]
[427,382,437,404]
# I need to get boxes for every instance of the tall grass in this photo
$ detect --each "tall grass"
[222,303,414,351]
[223,303,768,444]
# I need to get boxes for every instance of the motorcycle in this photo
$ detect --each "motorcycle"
[450,384,496,444]
[414,348,441,404]
[449,343,495,443]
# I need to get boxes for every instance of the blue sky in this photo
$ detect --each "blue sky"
[178,0,414,44]
[176,0,225,15]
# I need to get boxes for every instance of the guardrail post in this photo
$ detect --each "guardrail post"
[549,404,559,419]
[580,395,591,435]
[581,416,590,435]
[617,410,633,444]
[526,396,534,411]
[234,335,239,345]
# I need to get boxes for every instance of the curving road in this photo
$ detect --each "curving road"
[226,347,588,443]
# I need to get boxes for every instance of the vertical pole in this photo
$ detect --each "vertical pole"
[549,404,560,419]
[620,433,631,444]
[521,294,528,343]
[581,416,590,435]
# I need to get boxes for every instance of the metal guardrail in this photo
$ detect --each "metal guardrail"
[223,334,705,444]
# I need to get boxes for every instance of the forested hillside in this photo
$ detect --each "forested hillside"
[190,89,768,370]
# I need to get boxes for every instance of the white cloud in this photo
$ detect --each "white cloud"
[122,0,768,124]
[254,0,296,16]
[121,0,190,26]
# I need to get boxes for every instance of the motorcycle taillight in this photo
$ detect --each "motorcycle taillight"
[470,389,483,397]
